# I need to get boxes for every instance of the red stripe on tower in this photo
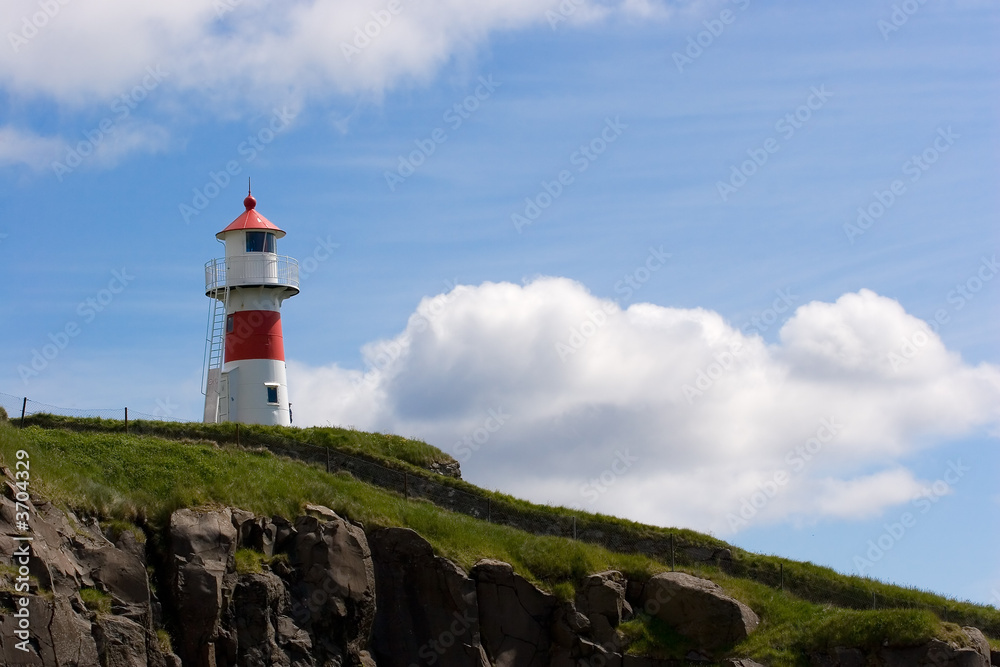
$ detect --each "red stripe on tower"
[225,310,285,362]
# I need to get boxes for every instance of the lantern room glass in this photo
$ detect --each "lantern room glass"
[246,231,276,253]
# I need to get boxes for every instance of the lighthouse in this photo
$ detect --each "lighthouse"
[202,189,299,425]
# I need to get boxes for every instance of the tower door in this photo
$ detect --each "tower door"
[218,372,230,423]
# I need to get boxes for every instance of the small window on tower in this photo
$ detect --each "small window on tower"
[266,386,279,404]
[226,315,234,333]
[246,231,276,253]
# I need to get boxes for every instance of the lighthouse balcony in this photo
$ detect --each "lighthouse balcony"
[205,255,300,296]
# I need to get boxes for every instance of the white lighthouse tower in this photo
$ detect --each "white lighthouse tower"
[202,189,299,425]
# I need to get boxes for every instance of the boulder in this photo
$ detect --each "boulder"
[168,507,238,666]
[471,558,559,667]
[576,570,629,649]
[217,572,293,667]
[961,627,991,664]
[370,527,488,667]
[876,638,989,666]
[93,615,148,667]
[640,572,759,654]
[244,515,294,558]
[77,543,150,624]
[290,508,376,665]
[722,660,767,667]
[809,647,866,666]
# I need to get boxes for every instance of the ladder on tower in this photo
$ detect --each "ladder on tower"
[202,287,230,422]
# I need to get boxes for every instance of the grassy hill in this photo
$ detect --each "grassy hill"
[1,413,997,665]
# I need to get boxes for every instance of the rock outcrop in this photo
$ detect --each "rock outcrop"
[640,571,760,655]
[874,637,990,667]
[370,528,488,667]
[169,508,238,666]
[1,459,994,667]
[810,625,993,667]
[472,559,559,667]
[164,505,377,667]
[575,570,631,650]
[0,466,180,666]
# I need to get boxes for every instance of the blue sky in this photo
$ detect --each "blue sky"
[1,1,998,606]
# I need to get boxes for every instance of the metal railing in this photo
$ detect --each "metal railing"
[205,255,299,293]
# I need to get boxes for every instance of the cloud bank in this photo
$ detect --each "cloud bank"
[287,278,1000,535]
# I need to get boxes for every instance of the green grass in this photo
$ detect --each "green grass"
[155,629,173,655]
[620,615,696,659]
[1,421,997,665]
[20,413,455,472]
[104,519,147,544]
[0,423,660,587]
[234,548,265,574]
[80,587,112,614]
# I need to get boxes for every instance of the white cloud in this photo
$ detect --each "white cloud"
[0,125,67,169]
[0,122,170,174]
[0,0,681,108]
[0,0,682,171]
[286,278,1000,535]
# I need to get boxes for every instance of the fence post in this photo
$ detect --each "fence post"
[124,407,128,434]
[670,534,675,572]
[237,424,241,447]
[20,397,27,429]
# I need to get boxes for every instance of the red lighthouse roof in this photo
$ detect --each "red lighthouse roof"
[216,192,286,239]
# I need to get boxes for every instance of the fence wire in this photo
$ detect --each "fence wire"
[0,391,185,423]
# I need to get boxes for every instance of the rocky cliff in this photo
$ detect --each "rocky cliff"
[0,465,994,667]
